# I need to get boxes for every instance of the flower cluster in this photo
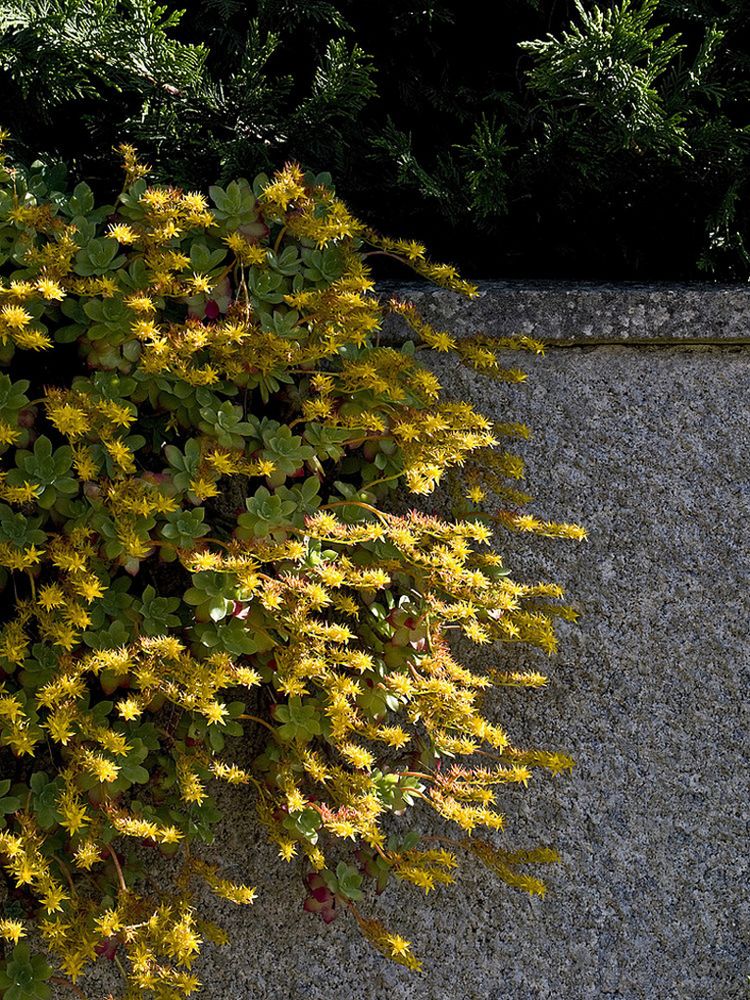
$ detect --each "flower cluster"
[0,136,582,996]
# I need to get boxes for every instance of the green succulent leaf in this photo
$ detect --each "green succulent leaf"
[274,697,322,744]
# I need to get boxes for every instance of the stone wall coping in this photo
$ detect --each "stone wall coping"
[376,280,750,343]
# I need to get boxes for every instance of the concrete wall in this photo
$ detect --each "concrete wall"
[81,284,750,1000]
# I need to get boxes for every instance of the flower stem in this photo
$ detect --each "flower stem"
[106,845,128,894]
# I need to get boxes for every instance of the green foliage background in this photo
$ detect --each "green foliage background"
[1,0,749,278]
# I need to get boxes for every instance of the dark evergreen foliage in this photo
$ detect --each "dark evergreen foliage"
[1,0,749,278]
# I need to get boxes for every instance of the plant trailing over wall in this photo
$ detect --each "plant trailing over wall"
[0,135,583,996]
[1,0,749,278]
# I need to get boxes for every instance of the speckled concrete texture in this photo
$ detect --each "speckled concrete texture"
[71,287,750,1000]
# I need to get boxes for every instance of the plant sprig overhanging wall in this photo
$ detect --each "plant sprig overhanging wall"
[0,135,583,998]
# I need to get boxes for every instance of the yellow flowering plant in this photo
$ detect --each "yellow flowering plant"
[0,134,584,997]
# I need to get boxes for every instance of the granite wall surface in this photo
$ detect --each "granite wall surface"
[74,284,750,1000]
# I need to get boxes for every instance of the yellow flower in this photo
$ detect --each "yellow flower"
[117,696,143,721]
[0,305,32,329]
[182,191,210,213]
[72,445,99,480]
[234,666,261,688]
[48,403,90,438]
[0,420,20,446]
[386,934,413,958]
[107,223,137,244]
[278,842,297,862]
[73,841,101,870]
[57,793,90,836]
[124,294,156,314]
[259,163,307,212]
[159,825,184,845]
[466,484,485,503]
[189,550,222,571]
[95,909,123,938]
[1,480,42,504]
[72,574,106,602]
[36,278,65,301]
[178,769,207,805]
[10,328,52,350]
[202,701,229,725]
[41,883,68,914]
[0,919,25,943]
[84,753,119,783]
[339,742,375,769]
[189,273,213,294]
[59,950,88,982]
[190,476,220,500]
[104,438,135,472]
